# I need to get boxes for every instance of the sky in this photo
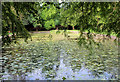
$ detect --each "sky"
[59,0,62,3]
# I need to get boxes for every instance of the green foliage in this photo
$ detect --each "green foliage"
[2,33,118,80]
[2,2,34,46]
[41,3,60,30]
[23,2,43,28]
[62,77,66,80]
[61,2,120,37]
[60,3,80,29]
[2,2,120,45]
[2,2,119,80]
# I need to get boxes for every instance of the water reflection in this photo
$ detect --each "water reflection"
[26,68,45,80]
[54,59,93,80]
[2,38,118,80]
[2,49,116,80]
[25,56,114,80]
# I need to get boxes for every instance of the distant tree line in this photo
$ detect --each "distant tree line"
[2,2,120,45]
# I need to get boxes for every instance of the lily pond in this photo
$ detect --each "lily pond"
[1,32,118,80]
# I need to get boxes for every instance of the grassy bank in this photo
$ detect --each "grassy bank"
[50,30,117,37]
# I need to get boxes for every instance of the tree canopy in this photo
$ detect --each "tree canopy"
[41,3,60,30]
[2,2,36,45]
[2,2,120,46]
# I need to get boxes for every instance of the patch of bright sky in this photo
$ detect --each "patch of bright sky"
[39,0,62,7]
[59,0,62,3]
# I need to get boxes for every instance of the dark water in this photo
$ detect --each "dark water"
[1,37,118,80]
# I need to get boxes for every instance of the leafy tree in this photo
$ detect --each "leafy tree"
[2,2,39,45]
[61,2,120,37]
[60,2,80,30]
[22,2,43,31]
[2,2,120,46]
[40,3,60,30]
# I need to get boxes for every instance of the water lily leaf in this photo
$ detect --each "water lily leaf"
[62,77,66,80]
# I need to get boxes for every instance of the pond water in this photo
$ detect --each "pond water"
[1,33,118,80]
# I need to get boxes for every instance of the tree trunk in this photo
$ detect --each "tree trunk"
[56,27,58,30]
[36,28,38,31]
[36,27,38,31]
[73,26,74,30]
[11,24,16,40]
[97,17,100,30]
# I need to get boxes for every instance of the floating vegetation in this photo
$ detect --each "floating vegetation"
[2,33,118,80]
